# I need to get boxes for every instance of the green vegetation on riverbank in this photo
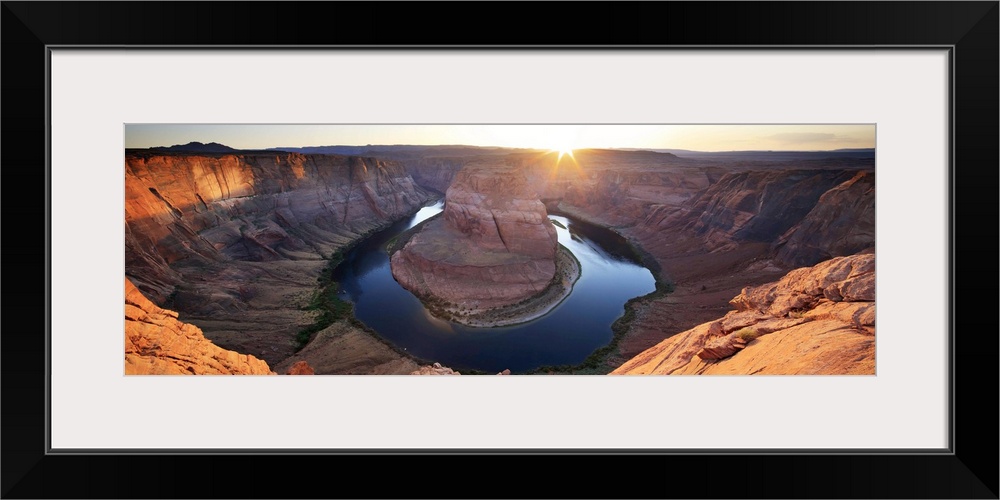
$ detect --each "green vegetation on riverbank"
[294,233,362,348]
[294,201,443,357]
[290,197,490,374]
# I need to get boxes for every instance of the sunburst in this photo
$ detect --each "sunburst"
[554,147,575,161]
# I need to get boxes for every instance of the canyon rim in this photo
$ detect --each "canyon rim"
[124,124,876,375]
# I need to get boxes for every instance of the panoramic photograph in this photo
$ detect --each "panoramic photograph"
[124,124,875,375]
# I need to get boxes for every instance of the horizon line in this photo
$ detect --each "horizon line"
[128,141,876,154]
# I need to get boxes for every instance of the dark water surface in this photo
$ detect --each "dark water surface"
[332,201,656,373]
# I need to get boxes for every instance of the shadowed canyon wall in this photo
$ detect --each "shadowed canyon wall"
[125,152,435,368]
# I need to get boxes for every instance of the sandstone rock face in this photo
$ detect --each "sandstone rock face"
[126,152,433,302]
[271,321,421,375]
[410,362,462,375]
[391,166,559,310]
[610,253,875,375]
[285,361,315,375]
[442,168,558,259]
[125,152,435,367]
[629,169,863,253]
[696,331,748,360]
[402,157,467,194]
[773,171,876,266]
[729,252,875,317]
[125,278,273,375]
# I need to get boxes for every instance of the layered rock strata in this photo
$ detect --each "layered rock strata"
[126,152,433,303]
[611,253,875,375]
[773,171,875,266]
[390,167,560,314]
[124,152,434,367]
[125,278,273,375]
[511,156,876,370]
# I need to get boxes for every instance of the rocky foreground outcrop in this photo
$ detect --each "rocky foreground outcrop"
[125,278,273,375]
[285,361,315,375]
[390,166,559,311]
[410,362,461,375]
[611,253,874,375]
[272,321,421,375]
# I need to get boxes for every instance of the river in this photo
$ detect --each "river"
[331,200,656,373]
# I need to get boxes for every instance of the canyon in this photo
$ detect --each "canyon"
[522,150,875,372]
[125,151,436,373]
[124,145,875,375]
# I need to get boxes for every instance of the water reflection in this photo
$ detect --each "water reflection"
[333,201,656,373]
[406,200,445,229]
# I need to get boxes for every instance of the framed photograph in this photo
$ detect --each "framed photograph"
[4,2,996,498]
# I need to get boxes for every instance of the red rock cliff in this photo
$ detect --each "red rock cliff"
[773,171,876,266]
[390,166,559,310]
[124,152,435,367]
[126,152,433,301]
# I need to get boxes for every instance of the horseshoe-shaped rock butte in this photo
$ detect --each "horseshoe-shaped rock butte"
[390,165,579,326]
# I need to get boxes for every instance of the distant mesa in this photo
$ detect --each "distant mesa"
[390,165,563,322]
[649,148,875,161]
[151,141,239,153]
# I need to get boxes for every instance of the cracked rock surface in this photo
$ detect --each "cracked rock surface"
[125,278,274,375]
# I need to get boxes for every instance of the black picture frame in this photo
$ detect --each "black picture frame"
[3,2,996,498]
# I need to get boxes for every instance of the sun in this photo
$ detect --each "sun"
[551,145,575,161]
[543,142,581,180]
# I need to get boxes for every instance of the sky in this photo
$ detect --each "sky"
[124,124,875,152]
